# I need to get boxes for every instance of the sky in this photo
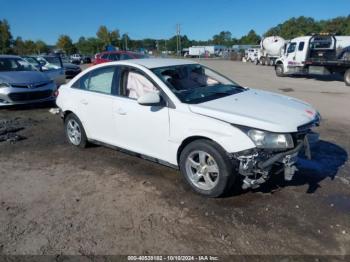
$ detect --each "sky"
[1,0,350,44]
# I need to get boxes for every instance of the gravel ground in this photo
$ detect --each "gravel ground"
[0,61,349,256]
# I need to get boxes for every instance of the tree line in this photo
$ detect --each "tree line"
[1,15,349,55]
[264,16,350,39]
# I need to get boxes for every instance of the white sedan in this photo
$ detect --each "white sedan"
[56,58,320,197]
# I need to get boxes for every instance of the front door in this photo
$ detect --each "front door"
[112,67,170,161]
[285,42,297,66]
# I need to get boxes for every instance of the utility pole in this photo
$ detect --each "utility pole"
[124,33,128,50]
[176,24,181,56]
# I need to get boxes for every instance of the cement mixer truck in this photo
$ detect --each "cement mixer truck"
[254,36,287,66]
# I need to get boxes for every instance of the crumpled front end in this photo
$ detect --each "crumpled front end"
[232,123,320,190]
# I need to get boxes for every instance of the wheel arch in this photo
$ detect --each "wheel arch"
[176,136,224,165]
[62,110,74,121]
[275,60,283,67]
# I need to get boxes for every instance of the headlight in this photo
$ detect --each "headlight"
[247,129,294,149]
[0,82,11,88]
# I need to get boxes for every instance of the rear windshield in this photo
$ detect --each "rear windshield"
[310,36,333,49]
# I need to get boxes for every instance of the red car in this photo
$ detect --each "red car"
[93,51,148,65]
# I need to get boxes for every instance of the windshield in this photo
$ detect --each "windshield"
[0,57,37,72]
[42,56,63,68]
[152,64,245,104]
[36,57,61,70]
[23,56,40,66]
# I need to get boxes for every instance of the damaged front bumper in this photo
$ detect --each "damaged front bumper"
[233,133,318,189]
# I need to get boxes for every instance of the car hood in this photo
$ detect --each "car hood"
[189,88,318,133]
[0,71,50,85]
[63,63,80,69]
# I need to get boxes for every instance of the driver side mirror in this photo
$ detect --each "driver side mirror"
[137,92,163,106]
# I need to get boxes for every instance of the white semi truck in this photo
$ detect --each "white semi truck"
[255,36,287,66]
[275,34,350,86]
[245,48,260,62]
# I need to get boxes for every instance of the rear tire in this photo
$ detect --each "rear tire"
[275,64,285,77]
[344,69,350,86]
[64,113,88,148]
[179,139,236,197]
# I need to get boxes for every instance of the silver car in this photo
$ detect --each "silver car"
[22,55,66,87]
[0,55,56,106]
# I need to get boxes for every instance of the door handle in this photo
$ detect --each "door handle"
[117,108,127,115]
[80,99,88,105]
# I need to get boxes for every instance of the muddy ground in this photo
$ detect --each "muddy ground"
[0,61,349,256]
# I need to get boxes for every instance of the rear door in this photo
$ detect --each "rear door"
[70,65,119,144]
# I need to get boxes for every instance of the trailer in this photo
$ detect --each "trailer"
[275,34,350,86]
[187,45,226,58]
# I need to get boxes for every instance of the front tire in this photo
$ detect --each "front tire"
[344,69,350,86]
[64,113,88,148]
[275,64,285,77]
[179,140,236,197]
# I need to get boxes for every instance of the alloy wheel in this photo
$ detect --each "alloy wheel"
[185,150,220,191]
[66,119,82,146]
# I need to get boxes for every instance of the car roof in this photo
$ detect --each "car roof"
[0,55,21,59]
[120,58,198,69]
[101,50,137,54]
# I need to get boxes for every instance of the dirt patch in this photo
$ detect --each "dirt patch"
[0,119,29,143]
[1,62,350,255]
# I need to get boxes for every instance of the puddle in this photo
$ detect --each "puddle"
[297,140,348,178]
[279,88,294,92]
[320,92,346,95]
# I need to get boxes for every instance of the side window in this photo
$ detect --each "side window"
[298,42,305,51]
[71,73,89,89]
[108,53,120,61]
[87,67,116,94]
[101,53,109,59]
[120,68,158,99]
[120,54,132,60]
[287,43,296,53]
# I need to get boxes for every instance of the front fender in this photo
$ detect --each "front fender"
[169,109,256,163]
